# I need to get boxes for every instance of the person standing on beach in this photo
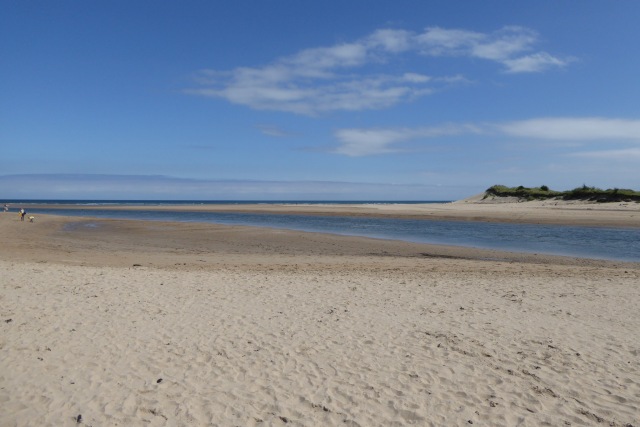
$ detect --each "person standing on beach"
[19,208,25,221]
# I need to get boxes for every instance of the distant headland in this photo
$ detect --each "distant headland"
[482,185,640,203]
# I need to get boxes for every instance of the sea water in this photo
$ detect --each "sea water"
[18,203,640,262]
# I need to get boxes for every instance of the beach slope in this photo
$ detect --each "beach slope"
[1,213,639,426]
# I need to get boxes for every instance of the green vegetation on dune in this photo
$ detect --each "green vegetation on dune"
[485,185,640,203]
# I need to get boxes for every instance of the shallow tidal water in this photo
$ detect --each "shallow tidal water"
[30,207,640,262]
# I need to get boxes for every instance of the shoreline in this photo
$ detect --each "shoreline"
[0,213,638,270]
[0,213,626,268]
[11,199,640,228]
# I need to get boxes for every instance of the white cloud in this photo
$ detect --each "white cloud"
[188,71,435,115]
[502,52,571,73]
[570,147,640,160]
[186,25,569,115]
[417,26,569,73]
[290,43,369,74]
[334,128,411,156]
[402,72,431,83]
[334,125,479,156]
[366,29,412,52]
[499,117,640,140]
[332,116,640,157]
[471,26,538,60]
[417,27,484,54]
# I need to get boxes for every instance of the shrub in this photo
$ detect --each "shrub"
[485,184,640,202]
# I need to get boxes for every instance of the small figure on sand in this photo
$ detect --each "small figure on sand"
[19,208,26,221]
[3,204,8,213]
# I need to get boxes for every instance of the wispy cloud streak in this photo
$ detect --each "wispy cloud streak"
[256,124,296,138]
[332,117,640,157]
[0,174,457,200]
[570,147,640,160]
[334,124,481,156]
[499,117,640,140]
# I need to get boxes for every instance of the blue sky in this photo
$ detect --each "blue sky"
[2,1,639,200]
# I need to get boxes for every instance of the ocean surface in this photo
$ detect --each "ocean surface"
[7,200,640,262]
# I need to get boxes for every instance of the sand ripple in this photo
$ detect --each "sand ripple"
[1,259,638,426]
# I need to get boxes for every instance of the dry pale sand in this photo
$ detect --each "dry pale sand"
[1,210,639,427]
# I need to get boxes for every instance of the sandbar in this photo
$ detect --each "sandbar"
[16,198,640,228]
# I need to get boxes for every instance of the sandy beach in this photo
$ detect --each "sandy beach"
[1,206,639,426]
